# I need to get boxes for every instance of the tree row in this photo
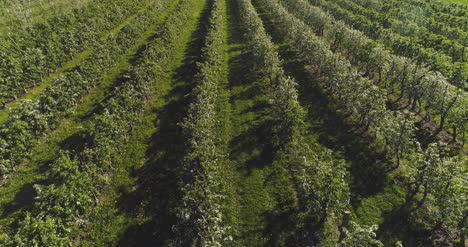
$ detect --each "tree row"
[260,0,467,244]
[347,0,468,42]
[330,0,467,59]
[0,0,176,177]
[234,0,367,245]
[0,0,198,244]
[283,0,467,142]
[0,0,148,107]
[173,0,233,245]
[311,0,467,91]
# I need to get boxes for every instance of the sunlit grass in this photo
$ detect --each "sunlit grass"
[442,0,468,5]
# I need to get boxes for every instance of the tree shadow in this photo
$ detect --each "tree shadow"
[226,0,274,172]
[114,1,212,245]
[229,120,274,172]
[288,54,389,203]
[115,98,187,246]
[251,0,390,204]
[0,183,36,220]
[59,131,87,154]
[0,157,55,220]
[377,205,433,246]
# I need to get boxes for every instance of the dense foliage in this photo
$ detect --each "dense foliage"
[260,0,467,245]
[0,0,197,244]
[0,0,465,245]
[261,0,418,167]
[173,0,232,245]
[237,0,351,244]
[0,0,149,106]
[281,0,466,142]
[0,0,173,177]
[309,0,468,91]
[407,143,467,245]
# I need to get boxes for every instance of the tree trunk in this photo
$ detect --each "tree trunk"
[424,106,432,122]
[452,127,457,141]
[411,97,418,111]
[416,99,422,114]
[439,89,460,132]
[339,211,351,243]
[396,151,401,169]
[460,232,466,247]
[417,185,429,209]
[378,70,382,85]
[439,115,446,131]
[459,211,467,247]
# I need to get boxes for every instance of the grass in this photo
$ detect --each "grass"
[442,0,468,4]
[226,1,272,245]
[0,0,181,232]
[210,0,241,238]
[224,0,301,245]
[228,75,276,245]
[355,184,406,227]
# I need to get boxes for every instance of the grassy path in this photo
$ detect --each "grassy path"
[224,0,299,245]
[0,0,182,231]
[443,0,468,4]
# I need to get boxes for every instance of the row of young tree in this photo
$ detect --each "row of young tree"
[0,0,148,107]
[423,0,468,17]
[0,0,174,176]
[406,143,467,246]
[235,0,372,245]
[263,0,417,168]
[173,0,232,245]
[0,0,87,34]
[312,0,467,91]
[329,0,467,63]
[391,0,468,27]
[347,0,468,42]
[282,0,467,142]
[0,0,196,244]
[261,0,467,244]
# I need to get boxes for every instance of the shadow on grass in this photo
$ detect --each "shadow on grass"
[252,1,438,245]
[0,147,71,221]
[285,50,389,204]
[251,0,389,205]
[114,1,212,245]
[225,0,302,244]
[0,183,36,220]
[229,120,274,173]
[376,204,433,246]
